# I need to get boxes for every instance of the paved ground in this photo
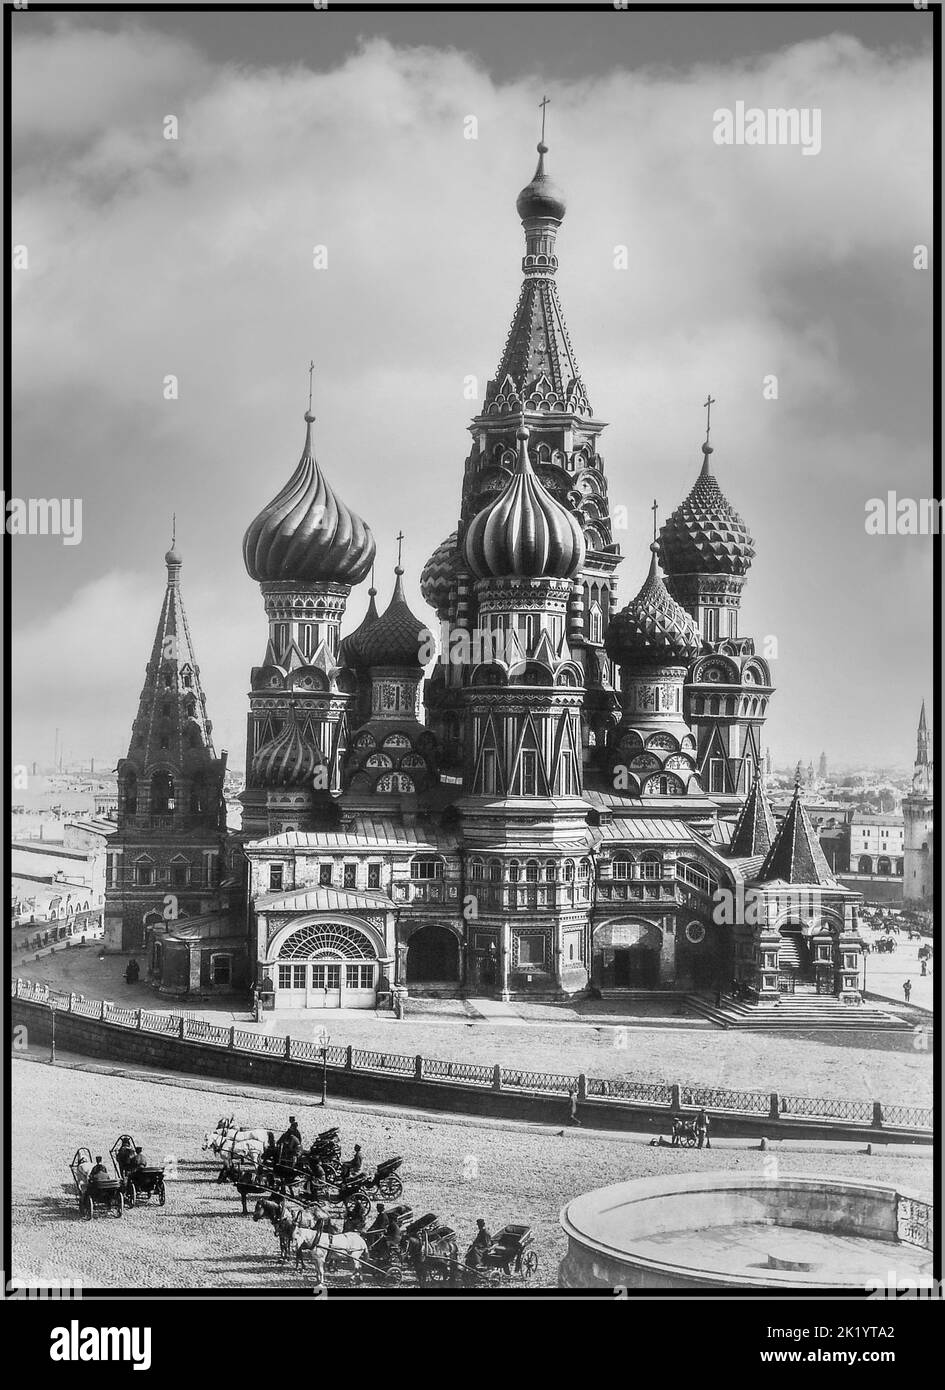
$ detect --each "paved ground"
[10,1053,933,1293]
[16,946,933,1108]
[860,935,934,1013]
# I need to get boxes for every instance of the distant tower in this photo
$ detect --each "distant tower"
[104,542,228,952]
[818,750,827,782]
[794,759,805,785]
[806,760,815,788]
[764,747,772,778]
[903,701,934,902]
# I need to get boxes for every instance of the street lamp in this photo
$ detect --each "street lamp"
[49,1003,56,1065]
[317,1026,331,1106]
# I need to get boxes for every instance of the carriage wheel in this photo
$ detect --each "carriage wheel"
[521,1250,539,1278]
[377,1175,402,1200]
[685,1134,697,1148]
[114,1191,124,1218]
[80,1194,92,1222]
[126,1184,136,1209]
[353,1194,371,1218]
[385,1264,403,1286]
[323,1162,341,1183]
[424,1261,448,1284]
[157,1180,167,1207]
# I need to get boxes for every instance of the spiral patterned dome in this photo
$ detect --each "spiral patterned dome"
[516,143,567,223]
[338,585,380,670]
[464,421,585,580]
[358,568,429,668]
[250,718,322,788]
[658,443,754,578]
[243,413,376,585]
[420,532,458,616]
[606,545,702,667]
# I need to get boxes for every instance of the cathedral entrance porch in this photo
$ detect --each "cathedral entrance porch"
[264,918,389,1011]
[405,925,461,991]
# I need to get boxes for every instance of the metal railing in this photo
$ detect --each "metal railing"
[10,976,931,1131]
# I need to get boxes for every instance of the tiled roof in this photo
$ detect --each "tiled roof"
[598,818,695,843]
[250,818,446,851]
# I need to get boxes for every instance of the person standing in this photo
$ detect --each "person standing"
[903,979,912,1002]
[568,1088,582,1127]
[695,1107,711,1150]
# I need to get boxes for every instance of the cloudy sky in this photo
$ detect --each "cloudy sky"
[11,8,934,773]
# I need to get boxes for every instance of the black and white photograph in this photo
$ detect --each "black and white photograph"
[4,0,940,1354]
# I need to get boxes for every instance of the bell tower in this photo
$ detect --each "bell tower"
[104,540,227,952]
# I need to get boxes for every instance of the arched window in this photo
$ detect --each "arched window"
[123,771,138,816]
[135,856,154,887]
[877,857,892,876]
[190,773,207,816]
[612,854,634,880]
[525,859,540,883]
[489,858,502,882]
[508,860,520,882]
[588,604,603,644]
[564,860,575,882]
[150,771,174,815]
[578,858,591,880]
[858,856,872,874]
[469,857,484,881]
[544,859,557,881]
[640,851,662,881]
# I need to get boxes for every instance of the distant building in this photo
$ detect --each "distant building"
[902,702,934,902]
[818,751,828,782]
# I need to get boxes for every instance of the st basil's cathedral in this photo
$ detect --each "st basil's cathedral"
[104,134,866,1013]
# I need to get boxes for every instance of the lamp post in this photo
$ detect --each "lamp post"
[49,1004,56,1065]
[317,1026,331,1106]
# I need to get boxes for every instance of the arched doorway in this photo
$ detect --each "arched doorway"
[593,920,662,989]
[273,920,380,1009]
[406,926,460,984]
[778,923,814,992]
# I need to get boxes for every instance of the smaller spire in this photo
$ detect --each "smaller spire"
[165,514,182,574]
[700,394,717,475]
[919,699,927,731]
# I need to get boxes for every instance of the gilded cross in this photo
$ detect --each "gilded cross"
[308,361,315,413]
[703,393,716,441]
[651,499,659,542]
[395,531,405,567]
[539,95,550,143]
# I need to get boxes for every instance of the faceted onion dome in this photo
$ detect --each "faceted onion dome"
[658,443,754,578]
[358,567,430,668]
[606,544,702,666]
[243,413,376,584]
[464,421,585,580]
[420,532,458,615]
[516,143,567,223]
[338,585,380,669]
[251,717,321,788]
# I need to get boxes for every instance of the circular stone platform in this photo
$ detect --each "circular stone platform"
[559,1173,933,1290]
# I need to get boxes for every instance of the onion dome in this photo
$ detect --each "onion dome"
[464,420,585,580]
[243,412,376,585]
[606,544,701,666]
[251,717,321,788]
[658,442,754,578]
[358,566,430,668]
[420,532,458,616]
[516,143,567,223]
[338,583,380,670]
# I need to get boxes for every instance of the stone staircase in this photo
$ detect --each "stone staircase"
[686,992,913,1032]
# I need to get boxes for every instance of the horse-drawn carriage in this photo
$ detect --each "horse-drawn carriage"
[670,1116,699,1147]
[110,1135,167,1208]
[465,1224,539,1283]
[70,1148,123,1221]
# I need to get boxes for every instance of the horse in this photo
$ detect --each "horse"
[202,1125,268,1155]
[253,1197,298,1259]
[292,1229,368,1280]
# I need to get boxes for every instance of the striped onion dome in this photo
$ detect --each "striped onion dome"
[606,544,701,666]
[658,443,754,578]
[243,413,376,585]
[338,584,380,669]
[358,567,429,668]
[464,420,585,580]
[250,718,322,788]
[420,532,458,616]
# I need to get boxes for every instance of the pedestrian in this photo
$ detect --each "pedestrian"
[568,1088,582,1127]
[903,980,912,1003]
[920,960,927,977]
[695,1107,711,1150]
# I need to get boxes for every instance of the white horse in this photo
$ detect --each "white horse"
[202,1126,268,1155]
[292,1229,367,1280]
